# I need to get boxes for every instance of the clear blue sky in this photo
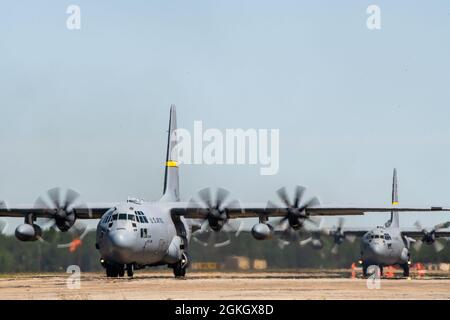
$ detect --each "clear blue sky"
[1,1,450,229]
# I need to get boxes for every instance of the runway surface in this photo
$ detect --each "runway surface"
[0,270,449,300]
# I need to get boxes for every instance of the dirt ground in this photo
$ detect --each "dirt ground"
[0,270,449,300]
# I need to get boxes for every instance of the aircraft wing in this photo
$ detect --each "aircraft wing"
[0,202,115,219]
[338,228,369,237]
[171,203,449,219]
[400,229,450,238]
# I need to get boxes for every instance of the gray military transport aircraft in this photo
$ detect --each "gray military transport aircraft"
[0,106,448,278]
[323,169,450,277]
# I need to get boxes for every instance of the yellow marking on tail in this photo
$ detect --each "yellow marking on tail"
[166,161,178,167]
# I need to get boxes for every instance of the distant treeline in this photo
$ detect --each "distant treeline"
[0,231,449,273]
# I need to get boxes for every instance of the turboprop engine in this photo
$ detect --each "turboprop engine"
[34,187,81,232]
[15,224,42,241]
[251,223,273,240]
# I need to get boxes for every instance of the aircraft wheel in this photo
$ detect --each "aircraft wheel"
[402,264,410,277]
[106,263,118,277]
[173,252,188,278]
[126,264,134,278]
[173,262,186,278]
[118,266,125,277]
[362,264,368,278]
[379,265,383,277]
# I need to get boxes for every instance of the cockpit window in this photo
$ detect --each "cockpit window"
[384,234,391,240]
[112,214,118,221]
[127,214,136,221]
[118,213,127,220]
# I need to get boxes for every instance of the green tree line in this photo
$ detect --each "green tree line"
[0,231,449,273]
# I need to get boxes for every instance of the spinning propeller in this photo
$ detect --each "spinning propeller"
[413,221,450,252]
[189,187,243,247]
[326,218,356,255]
[269,186,320,231]
[34,187,91,251]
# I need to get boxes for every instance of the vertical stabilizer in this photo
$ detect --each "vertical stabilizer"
[160,105,180,202]
[388,168,400,227]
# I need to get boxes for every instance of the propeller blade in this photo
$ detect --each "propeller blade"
[47,188,62,209]
[433,240,445,252]
[304,217,321,228]
[34,196,54,210]
[210,231,231,248]
[320,227,332,236]
[225,199,240,210]
[70,220,88,238]
[0,220,6,233]
[38,218,56,230]
[331,243,339,255]
[337,217,345,230]
[198,188,213,208]
[414,220,424,232]
[293,186,306,208]
[433,221,450,231]
[192,226,212,244]
[277,239,290,250]
[199,219,210,233]
[299,197,320,212]
[413,239,423,251]
[266,200,280,210]
[299,237,313,246]
[276,187,291,207]
[63,189,80,211]
[187,198,206,215]
[346,235,357,243]
[312,217,324,229]
[307,218,320,227]
[276,218,290,231]
[215,188,230,210]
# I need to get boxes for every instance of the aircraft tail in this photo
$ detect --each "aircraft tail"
[388,168,400,227]
[160,105,180,202]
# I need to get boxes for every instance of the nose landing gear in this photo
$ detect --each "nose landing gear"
[103,260,134,278]
[126,264,134,278]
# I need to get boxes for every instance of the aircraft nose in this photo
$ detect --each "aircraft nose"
[370,243,383,255]
[106,230,135,263]
[367,241,387,259]
[108,229,135,249]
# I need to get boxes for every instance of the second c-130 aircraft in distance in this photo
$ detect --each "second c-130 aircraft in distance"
[319,169,450,277]
[0,106,449,278]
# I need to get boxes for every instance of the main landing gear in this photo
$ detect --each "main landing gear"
[401,263,410,277]
[172,252,189,278]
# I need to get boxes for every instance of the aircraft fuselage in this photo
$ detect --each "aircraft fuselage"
[360,226,409,267]
[95,201,190,268]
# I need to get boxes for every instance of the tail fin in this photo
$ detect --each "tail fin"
[160,105,180,202]
[388,168,399,227]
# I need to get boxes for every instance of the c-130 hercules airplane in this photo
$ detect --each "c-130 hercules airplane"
[324,169,450,277]
[0,106,448,278]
